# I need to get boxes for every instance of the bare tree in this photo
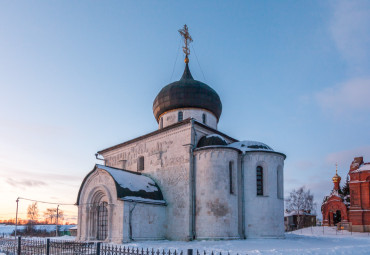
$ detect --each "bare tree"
[285,186,316,229]
[43,208,64,224]
[27,202,39,224]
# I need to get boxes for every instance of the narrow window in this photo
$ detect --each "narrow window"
[277,167,283,199]
[257,166,263,196]
[97,201,108,240]
[229,161,234,194]
[202,113,207,124]
[160,117,163,129]
[178,111,183,122]
[137,156,144,171]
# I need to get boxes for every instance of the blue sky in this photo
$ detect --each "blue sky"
[0,1,369,222]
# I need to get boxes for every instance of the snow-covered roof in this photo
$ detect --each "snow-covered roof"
[227,140,274,152]
[76,164,166,205]
[97,164,159,193]
[205,134,227,141]
[284,210,316,217]
[197,134,228,148]
[354,163,370,172]
[195,139,286,158]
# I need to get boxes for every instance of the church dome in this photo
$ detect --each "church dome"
[153,63,222,122]
[197,134,228,148]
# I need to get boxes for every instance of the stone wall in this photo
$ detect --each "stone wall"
[159,108,218,130]
[349,164,370,231]
[243,152,285,238]
[101,123,193,240]
[77,169,124,243]
[194,147,240,239]
[122,202,166,241]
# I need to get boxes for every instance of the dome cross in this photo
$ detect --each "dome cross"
[178,24,193,63]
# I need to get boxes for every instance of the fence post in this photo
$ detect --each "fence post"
[46,239,50,255]
[17,236,21,255]
[187,249,193,255]
[97,242,101,255]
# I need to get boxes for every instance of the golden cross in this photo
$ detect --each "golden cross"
[178,24,193,62]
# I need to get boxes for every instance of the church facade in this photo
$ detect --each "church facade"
[322,157,370,232]
[76,27,286,243]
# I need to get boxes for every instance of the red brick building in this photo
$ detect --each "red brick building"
[322,157,370,232]
[348,157,370,232]
[322,166,349,227]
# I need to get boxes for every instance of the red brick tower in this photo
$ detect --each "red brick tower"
[322,165,348,226]
[348,157,370,232]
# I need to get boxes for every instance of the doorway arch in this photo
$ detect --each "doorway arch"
[322,198,348,226]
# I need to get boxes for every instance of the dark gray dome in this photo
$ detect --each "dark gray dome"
[197,134,228,148]
[153,64,222,122]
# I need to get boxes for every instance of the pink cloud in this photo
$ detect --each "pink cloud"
[316,78,370,114]
[325,146,370,169]
[330,0,370,72]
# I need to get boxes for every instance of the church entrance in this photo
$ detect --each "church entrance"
[333,210,341,225]
[97,202,108,240]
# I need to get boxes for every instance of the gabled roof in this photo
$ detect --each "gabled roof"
[76,164,166,205]
[97,118,238,154]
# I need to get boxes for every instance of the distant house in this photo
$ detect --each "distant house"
[69,226,77,236]
[284,210,316,231]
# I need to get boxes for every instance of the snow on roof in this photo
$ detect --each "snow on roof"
[122,196,166,205]
[205,134,227,143]
[356,163,370,172]
[284,210,316,217]
[227,140,274,152]
[76,164,166,205]
[97,164,158,193]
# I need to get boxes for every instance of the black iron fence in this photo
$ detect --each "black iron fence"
[0,237,199,255]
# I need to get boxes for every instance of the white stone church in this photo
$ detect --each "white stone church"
[76,29,286,243]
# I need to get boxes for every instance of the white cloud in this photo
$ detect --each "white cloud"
[315,78,370,114]
[325,146,370,168]
[330,0,370,72]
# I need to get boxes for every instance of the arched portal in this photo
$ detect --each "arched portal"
[87,189,110,241]
[333,210,341,225]
[322,198,348,226]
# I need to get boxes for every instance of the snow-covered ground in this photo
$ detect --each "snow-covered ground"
[1,226,369,254]
[123,227,370,255]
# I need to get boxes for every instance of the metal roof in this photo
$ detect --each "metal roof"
[153,63,222,122]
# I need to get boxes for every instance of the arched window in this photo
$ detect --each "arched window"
[257,166,263,196]
[202,113,207,124]
[137,156,144,171]
[277,166,283,199]
[160,117,163,129]
[97,201,108,240]
[178,111,183,122]
[229,161,234,194]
